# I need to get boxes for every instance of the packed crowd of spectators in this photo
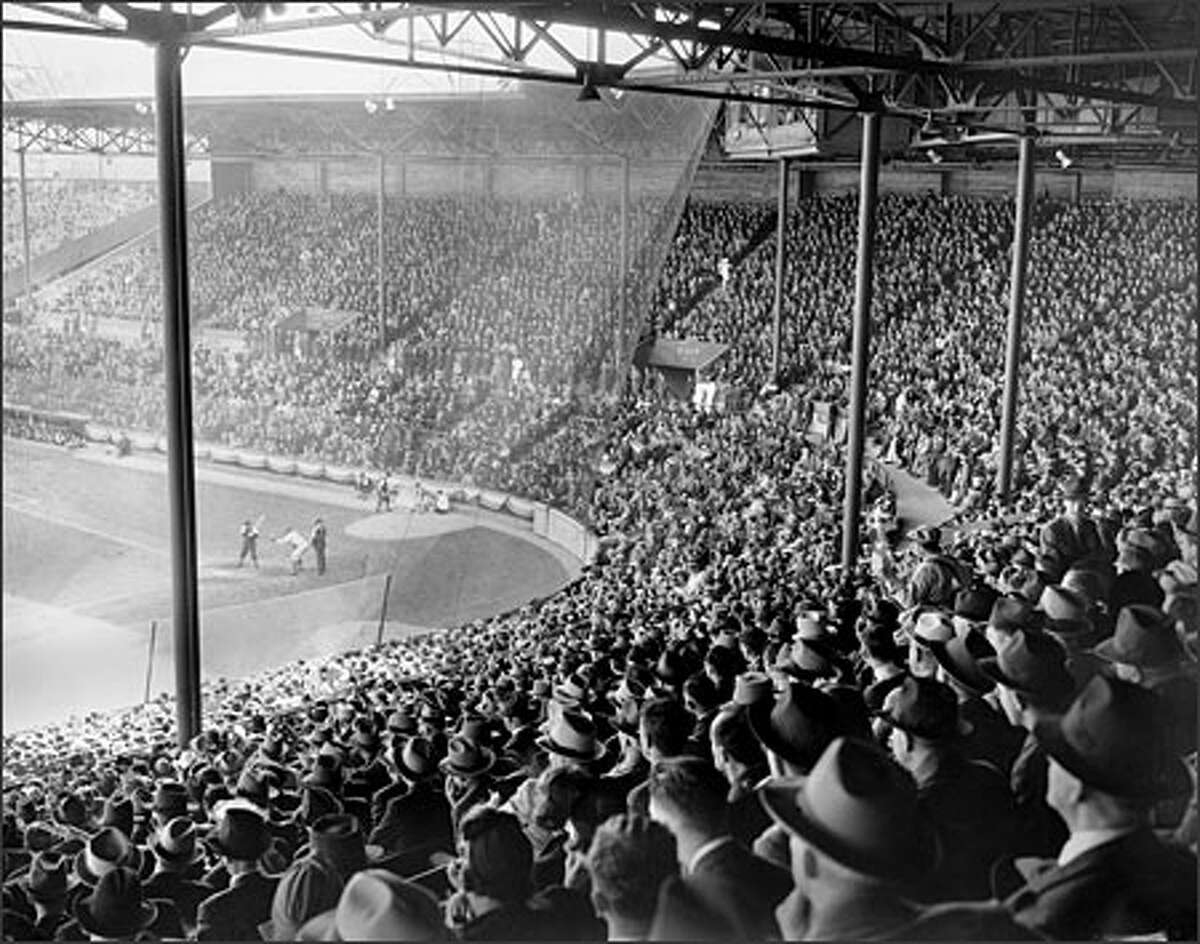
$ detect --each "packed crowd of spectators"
[24,192,665,474]
[2,192,1197,941]
[2,179,157,273]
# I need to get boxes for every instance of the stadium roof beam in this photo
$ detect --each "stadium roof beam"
[4,4,1194,148]
[3,114,210,155]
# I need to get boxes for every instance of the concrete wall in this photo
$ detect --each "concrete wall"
[210,154,695,202]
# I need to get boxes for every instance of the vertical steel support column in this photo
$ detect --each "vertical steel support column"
[19,148,33,316]
[617,155,630,379]
[771,158,790,385]
[377,152,386,345]
[998,135,1035,504]
[155,36,201,747]
[840,112,881,575]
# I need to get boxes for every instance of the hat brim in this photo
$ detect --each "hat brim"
[927,640,995,695]
[745,701,814,772]
[758,781,937,884]
[976,658,1072,703]
[1033,717,1191,800]
[22,873,78,903]
[74,846,146,886]
[152,839,206,868]
[395,757,436,781]
[203,833,270,862]
[873,709,973,741]
[535,735,607,763]
[74,896,157,938]
[296,907,341,941]
[438,751,495,779]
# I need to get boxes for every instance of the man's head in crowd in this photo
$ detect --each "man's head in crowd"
[586,814,678,940]
[646,757,731,869]
[638,698,693,764]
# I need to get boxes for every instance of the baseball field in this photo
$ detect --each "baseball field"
[2,437,578,733]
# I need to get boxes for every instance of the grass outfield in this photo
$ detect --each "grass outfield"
[2,438,574,732]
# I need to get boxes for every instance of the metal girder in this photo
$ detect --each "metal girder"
[3,115,209,155]
[3,2,1194,160]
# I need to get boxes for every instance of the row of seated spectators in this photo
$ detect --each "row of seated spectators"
[1,194,1196,941]
[2,179,157,272]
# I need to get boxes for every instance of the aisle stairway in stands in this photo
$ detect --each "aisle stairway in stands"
[658,207,778,336]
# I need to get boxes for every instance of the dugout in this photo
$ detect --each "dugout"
[635,337,729,404]
[270,307,363,359]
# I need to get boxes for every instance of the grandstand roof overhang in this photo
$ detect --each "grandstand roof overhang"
[3,3,1196,166]
[2,88,717,159]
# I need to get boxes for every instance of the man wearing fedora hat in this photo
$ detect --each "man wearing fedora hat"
[20,850,79,940]
[926,629,1026,777]
[745,681,845,870]
[904,526,970,610]
[1038,474,1110,584]
[194,807,278,941]
[537,710,608,774]
[973,627,1078,862]
[878,676,1016,902]
[439,736,496,831]
[1093,604,1198,755]
[502,709,606,835]
[647,756,792,940]
[760,737,1034,940]
[142,816,215,937]
[1003,675,1197,940]
[72,866,159,941]
[368,738,454,876]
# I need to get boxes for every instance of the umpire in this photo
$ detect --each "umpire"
[311,517,327,576]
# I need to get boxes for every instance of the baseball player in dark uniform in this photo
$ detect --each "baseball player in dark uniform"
[311,517,327,576]
[237,518,260,569]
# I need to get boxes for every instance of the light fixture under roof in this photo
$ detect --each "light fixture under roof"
[926,149,943,164]
[1055,148,1072,169]
[364,99,378,115]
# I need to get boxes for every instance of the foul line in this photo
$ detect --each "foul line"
[3,499,167,558]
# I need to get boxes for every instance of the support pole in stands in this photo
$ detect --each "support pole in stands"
[377,151,386,347]
[771,157,789,387]
[998,134,1035,505]
[840,111,881,576]
[376,573,393,647]
[18,148,33,318]
[617,155,630,387]
[155,29,202,748]
[144,621,158,704]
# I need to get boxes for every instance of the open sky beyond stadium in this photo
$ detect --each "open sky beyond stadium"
[3,6,662,101]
